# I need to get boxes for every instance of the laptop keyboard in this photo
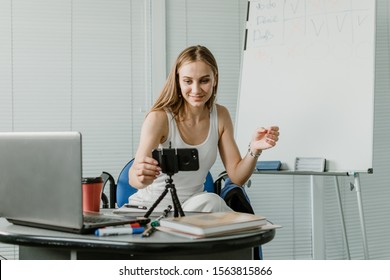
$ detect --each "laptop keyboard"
[84,214,121,224]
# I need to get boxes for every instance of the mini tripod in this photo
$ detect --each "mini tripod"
[144,173,185,218]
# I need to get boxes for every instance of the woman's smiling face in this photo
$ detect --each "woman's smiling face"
[178,61,216,108]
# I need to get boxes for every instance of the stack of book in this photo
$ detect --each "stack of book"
[158,211,279,239]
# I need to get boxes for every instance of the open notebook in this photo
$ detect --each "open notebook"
[0,131,149,234]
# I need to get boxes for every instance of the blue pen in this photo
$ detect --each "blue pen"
[95,226,144,237]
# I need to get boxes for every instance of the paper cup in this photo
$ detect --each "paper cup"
[82,177,103,212]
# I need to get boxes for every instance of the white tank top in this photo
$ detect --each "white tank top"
[128,104,219,209]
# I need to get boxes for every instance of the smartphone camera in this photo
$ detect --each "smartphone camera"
[152,148,199,175]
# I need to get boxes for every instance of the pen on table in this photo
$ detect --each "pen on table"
[110,222,141,228]
[129,222,141,228]
[95,226,144,237]
[150,205,172,227]
[141,226,156,238]
[142,205,173,238]
[125,204,147,210]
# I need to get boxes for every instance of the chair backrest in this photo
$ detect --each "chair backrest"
[203,172,215,193]
[115,159,215,208]
[116,159,137,207]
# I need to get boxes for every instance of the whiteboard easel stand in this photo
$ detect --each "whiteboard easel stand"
[333,176,351,260]
[349,172,369,260]
[253,170,369,259]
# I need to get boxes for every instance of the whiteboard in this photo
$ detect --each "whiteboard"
[235,0,375,173]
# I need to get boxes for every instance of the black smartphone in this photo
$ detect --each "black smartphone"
[152,148,199,174]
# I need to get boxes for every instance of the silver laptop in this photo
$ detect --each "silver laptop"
[0,131,149,234]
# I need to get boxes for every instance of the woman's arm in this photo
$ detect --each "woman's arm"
[129,110,168,189]
[217,105,279,186]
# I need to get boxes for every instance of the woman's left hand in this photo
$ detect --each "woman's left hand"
[250,126,279,153]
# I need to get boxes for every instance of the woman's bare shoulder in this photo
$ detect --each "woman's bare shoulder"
[142,110,169,143]
[145,110,168,123]
[215,104,232,120]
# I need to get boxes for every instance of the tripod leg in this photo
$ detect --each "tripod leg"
[144,188,169,218]
[169,187,185,217]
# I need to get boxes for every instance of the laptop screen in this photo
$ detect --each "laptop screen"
[0,132,84,230]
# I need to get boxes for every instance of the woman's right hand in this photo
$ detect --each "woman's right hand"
[131,156,161,187]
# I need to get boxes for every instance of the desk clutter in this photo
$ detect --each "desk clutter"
[97,210,279,240]
[112,206,280,239]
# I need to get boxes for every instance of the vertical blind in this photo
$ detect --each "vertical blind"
[0,0,152,259]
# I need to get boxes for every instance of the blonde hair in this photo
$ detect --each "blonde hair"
[150,45,219,117]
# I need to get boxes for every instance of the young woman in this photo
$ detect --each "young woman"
[129,45,279,212]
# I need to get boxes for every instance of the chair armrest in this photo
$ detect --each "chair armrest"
[101,171,117,208]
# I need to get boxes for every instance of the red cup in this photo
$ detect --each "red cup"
[82,177,103,212]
